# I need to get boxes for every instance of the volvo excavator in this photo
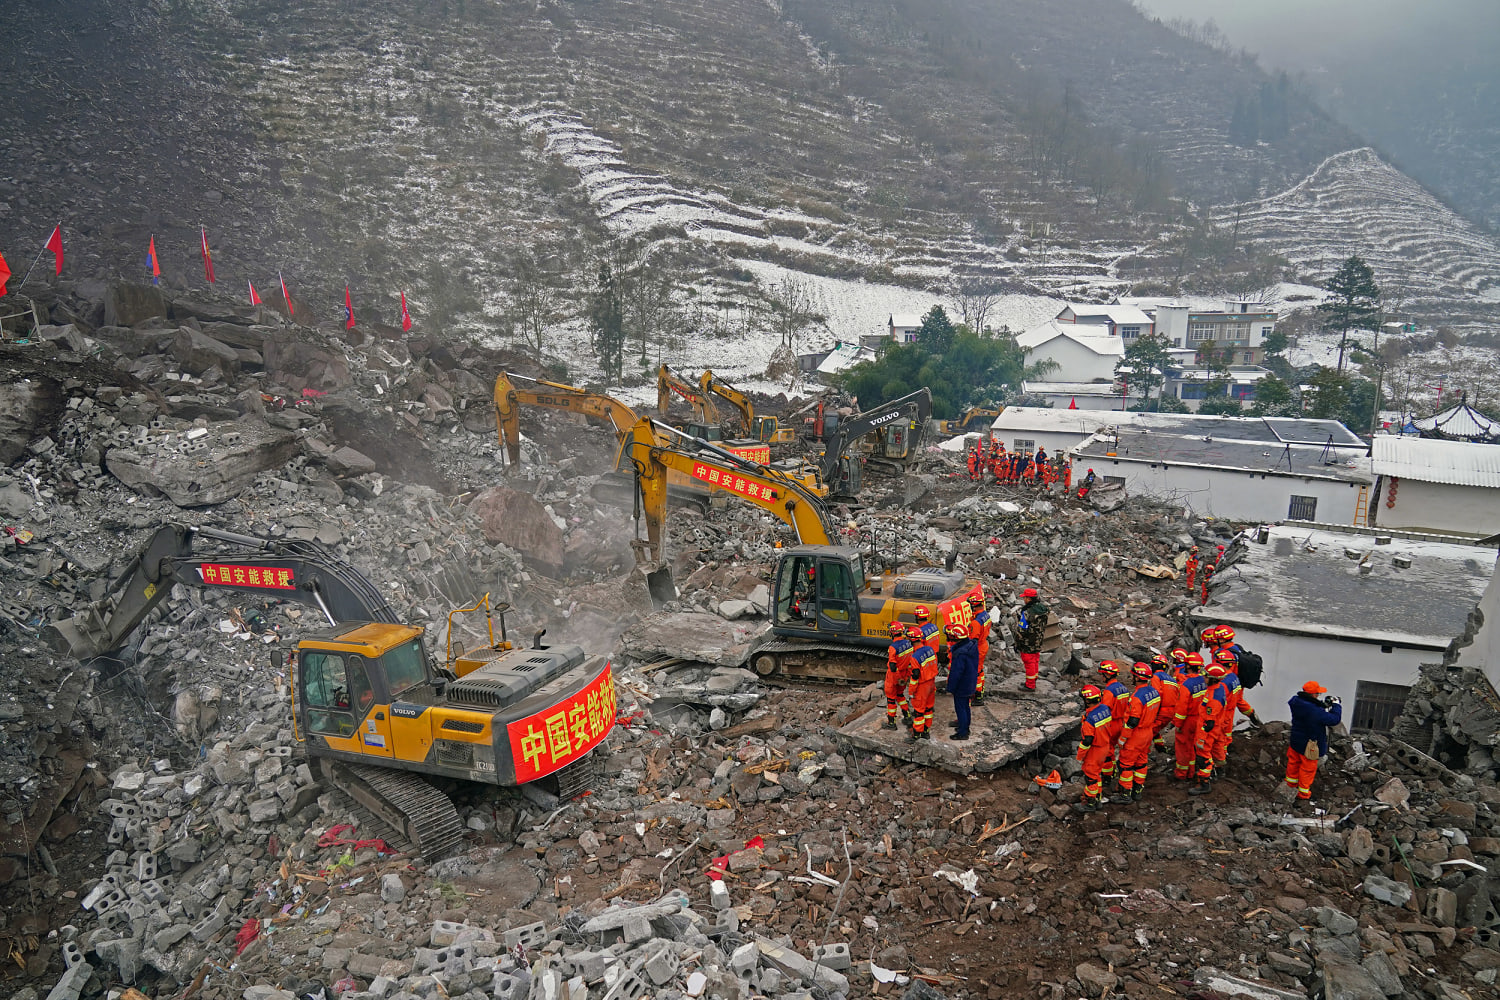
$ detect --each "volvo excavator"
[619,417,982,682]
[45,524,615,858]
[816,388,933,498]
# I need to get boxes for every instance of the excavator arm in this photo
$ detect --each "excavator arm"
[818,387,933,488]
[493,372,640,466]
[657,364,716,424]
[45,524,401,659]
[700,370,754,438]
[619,417,833,566]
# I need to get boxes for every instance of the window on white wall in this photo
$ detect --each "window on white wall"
[1288,495,1318,520]
[1351,680,1410,733]
[1013,439,1035,454]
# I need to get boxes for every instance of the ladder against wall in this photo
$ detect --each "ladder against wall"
[1352,484,1370,527]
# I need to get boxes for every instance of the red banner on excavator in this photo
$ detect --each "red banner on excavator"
[689,462,779,502]
[199,563,296,590]
[507,662,616,783]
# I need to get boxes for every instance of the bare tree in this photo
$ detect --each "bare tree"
[762,276,826,350]
[507,249,565,355]
[952,275,1002,333]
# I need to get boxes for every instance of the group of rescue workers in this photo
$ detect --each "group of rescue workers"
[882,587,1050,741]
[881,587,1346,810]
[966,436,1102,500]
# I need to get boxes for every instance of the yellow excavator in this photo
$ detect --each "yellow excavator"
[937,405,1004,436]
[619,417,984,681]
[656,364,770,464]
[45,524,615,858]
[699,369,796,444]
[493,372,789,511]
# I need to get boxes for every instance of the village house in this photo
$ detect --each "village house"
[1369,435,1500,538]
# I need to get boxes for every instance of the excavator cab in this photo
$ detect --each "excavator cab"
[772,546,865,638]
[684,421,723,443]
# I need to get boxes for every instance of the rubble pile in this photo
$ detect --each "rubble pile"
[4,281,1500,1000]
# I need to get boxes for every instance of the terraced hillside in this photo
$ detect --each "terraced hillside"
[2,0,1498,351]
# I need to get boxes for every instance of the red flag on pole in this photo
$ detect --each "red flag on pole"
[45,226,63,275]
[279,271,294,316]
[146,236,161,285]
[1068,397,1078,409]
[200,227,216,284]
[248,281,262,306]
[344,286,355,329]
[399,291,413,332]
[0,252,11,296]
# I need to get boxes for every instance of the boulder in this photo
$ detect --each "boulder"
[171,328,241,377]
[471,485,564,576]
[1075,963,1118,998]
[0,376,62,464]
[1321,958,1387,1000]
[619,612,766,668]
[106,419,298,506]
[103,281,168,327]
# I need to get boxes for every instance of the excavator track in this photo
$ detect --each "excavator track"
[750,639,889,685]
[319,758,466,860]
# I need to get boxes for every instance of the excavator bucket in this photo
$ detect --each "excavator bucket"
[646,565,676,607]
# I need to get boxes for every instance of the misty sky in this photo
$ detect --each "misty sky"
[1135,0,1499,72]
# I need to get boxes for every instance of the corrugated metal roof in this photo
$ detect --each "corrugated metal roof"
[1372,436,1500,488]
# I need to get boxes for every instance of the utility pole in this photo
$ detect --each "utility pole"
[1370,319,1399,440]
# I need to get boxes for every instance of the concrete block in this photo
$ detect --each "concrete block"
[1427,887,1458,927]
[190,910,226,942]
[730,942,758,976]
[134,853,158,881]
[709,880,731,912]
[501,920,547,951]
[715,907,740,933]
[643,947,680,986]
[754,936,850,994]
[431,920,494,947]
[621,915,652,944]
[811,942,851,971]
[45,962,92,1000]
[60,942,84,969]
[1364,874,1413,907]
[491,969,528,1000]
[601,969,647,1000]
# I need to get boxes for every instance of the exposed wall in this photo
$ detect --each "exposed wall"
[1452,550,1500,691]
[1375,477,1500,538]
[1072,456,1365,523]
[1214,626,1433,724]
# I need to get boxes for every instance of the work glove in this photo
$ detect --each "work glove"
[1202,719,1215,732]
[1247,711,1262,727]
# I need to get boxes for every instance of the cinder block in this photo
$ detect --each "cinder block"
[601,969,648,1000]
[643,947,680,986]
[502,920,548,951]
[60,942,85,969]
[811,942,851,971]
[709,880,731,912]
[190,911,226,942]
[134,854,158,881]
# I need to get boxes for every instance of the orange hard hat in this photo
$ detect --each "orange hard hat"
[1082,684,1102,703]
[1169,647,1190,663]
[1185,653,1205,667]
[945,623,968,640]
[1097,660,1120,678]
[914,605,931,621]
[1131,662,1153,682]
[1302,680,1327,695]
[1206,663,1227,679]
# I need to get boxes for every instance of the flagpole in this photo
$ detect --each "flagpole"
[15,246,48,291]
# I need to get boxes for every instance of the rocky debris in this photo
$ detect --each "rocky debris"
[471,484,566,576]
[1392,662,1500,778]
[619,611,767,668]
[105,419,299,507]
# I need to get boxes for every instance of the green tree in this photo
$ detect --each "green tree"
[837,325,1026,419]
[1198,395,1243,416]
[1320,255,1381,372]
[916,305,957,353]
[1304,367,1377,430]
[589,261,625,383]
[1260,328,1292,378]
[1248,374,1296,416]
[1114,333,1172,407]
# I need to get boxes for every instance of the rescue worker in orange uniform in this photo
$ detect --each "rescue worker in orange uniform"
[1075,684,1115,812]
[967,441,981,481]
[990,441,1008,482]
[1095,660,1130,783]
[906,625,939,741]
[1173,654,1208,781]
[883,621,914,729]
[1183,547,1200,592]
[1116,663,1162,803]
[966,592,997,705]
[1287,681,1341,807]
[912,605,940,662]
[1192,662,1231,793]
[1150,654,1182,753]
[1208,647,1261,772]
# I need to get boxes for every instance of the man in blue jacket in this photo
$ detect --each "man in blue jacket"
[1287,681,1342,806]
[945,622,979,741]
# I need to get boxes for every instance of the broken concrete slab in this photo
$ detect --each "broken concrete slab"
[1192,966,1307,1000]
[837,686,1082,775]
[471,484,564,576]
[619,612,767,669]
[106,419,298,507]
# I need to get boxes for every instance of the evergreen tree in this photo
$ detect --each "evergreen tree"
[589,261,625,383]
[1320,255,1382,372]
[916,305,957,353]
[1114,333,1172,407]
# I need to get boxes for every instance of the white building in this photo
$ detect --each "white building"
[1123,297,1279,362]
[987,406,1123,457]
[1021,381,1142,411]
[1369,436,1500,538]
[1056,303,1156,343]
[1164,365,1274,411]
[1070,414,1371,523]
[888,313,923,343]
[1017,320,1124,383]
[1192,524,1495,729]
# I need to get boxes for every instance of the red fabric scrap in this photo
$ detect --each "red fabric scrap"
[234,918,260,954]
[317,823,392,854]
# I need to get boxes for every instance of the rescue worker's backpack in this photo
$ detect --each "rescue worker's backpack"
[1235,649,1264,689]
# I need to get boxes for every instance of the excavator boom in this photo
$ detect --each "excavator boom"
[45,524,400,659]
[494,372,639,466]
[657,364,717,425]
[818,387,933,494]
[700,370,754,438]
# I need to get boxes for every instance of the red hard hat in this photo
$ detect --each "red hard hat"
[1206,663,1227,679]
[1151,653,1171,668]
[914,605,931,621]
[1097,660,1120,678]
[887,621,905,636]
[1213,648,1238,665]
[967,591,985,606]
[1184,653,1205,668]
[1199,626,1218,644]
[1169,647,1190,663]
[1131,662,1153,682]
[945,623,968,640]
[905,624,924,639]
[1217,626,1236,644]
[1082,684,1102,703]
[1021,588,1039,598]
